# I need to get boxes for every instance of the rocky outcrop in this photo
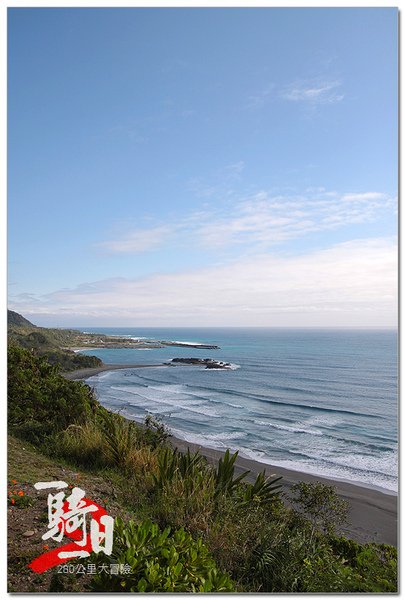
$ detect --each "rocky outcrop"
[169,358,232,369]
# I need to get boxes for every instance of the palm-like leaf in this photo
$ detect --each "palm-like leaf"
[214,449,249,498]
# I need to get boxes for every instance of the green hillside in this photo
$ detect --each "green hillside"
[8,310,36,328]
[7,310,102,371]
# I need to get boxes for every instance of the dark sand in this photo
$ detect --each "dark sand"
[171,436,397,547]
[63,363,167,380]
[64,364,398,546]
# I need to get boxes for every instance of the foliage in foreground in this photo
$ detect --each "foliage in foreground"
[7,345,398,593]
[89,518,234,592]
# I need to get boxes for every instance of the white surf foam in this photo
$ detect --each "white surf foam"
[111,384,221,418]
[254,420,323,436]
[237,447,398,493]
[172,341,210,346]
[170,428,246,450]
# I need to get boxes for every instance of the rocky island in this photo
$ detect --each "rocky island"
[169,358,233,369]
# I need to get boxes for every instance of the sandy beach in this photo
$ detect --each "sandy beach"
[63,363,168,380]
[65,364,398,547]
[171,435,397,547]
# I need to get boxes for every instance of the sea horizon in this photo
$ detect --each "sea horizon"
[59,324,398,331]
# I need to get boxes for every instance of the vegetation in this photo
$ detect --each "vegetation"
[291,480,349,535]
[7,311,103,371]
[8,344,98,444]
[89,519,234,592]
[8,309,36,328]
[7,344,397,593]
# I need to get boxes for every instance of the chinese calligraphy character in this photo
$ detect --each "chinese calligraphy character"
[29,481,114,574]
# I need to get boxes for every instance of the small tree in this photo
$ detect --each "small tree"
[291,481,349,536]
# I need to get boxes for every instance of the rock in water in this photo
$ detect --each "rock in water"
[170,358,232,369]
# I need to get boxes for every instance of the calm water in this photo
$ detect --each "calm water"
[79,328,397,493]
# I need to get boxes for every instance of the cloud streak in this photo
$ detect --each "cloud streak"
[247,77,344,109]
[195,190,395,249]
[10,237,397,327]
[95,188,396,254]
[280,79,344,104]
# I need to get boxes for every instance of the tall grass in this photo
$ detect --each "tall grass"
[98,410,139,469]
[55,421,108,469]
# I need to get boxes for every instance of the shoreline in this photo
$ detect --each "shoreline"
[63,363,168,380]
[63,364,398,546]
[170,435,397,547]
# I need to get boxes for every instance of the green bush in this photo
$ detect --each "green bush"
[8,345,98,444]
[89,518,235,592]
[143,414,171,448]
[205,494,287,589]
[291,481,349,535]
[241,510,397,593]
[328,536,398,592]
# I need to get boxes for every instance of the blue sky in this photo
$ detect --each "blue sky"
[8,8,398,327]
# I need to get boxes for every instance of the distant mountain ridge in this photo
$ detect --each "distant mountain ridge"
[7,310,36,328]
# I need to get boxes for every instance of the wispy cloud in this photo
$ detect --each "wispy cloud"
[280,79,344,104]
[247,77,344,109]
[10,237,397,327]
[95,188,396,255]
[341,192,388,203]
[197,190,395,249]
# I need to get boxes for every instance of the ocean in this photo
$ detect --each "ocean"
[78,327,397,493]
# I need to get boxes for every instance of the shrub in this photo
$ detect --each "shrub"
[143,414,171,448]
[240,471,283,507]
[124,446,159,482]
[88,518,235,592]
[152,447,179,489]
[153,447,209,490]
[291,481,349,535]
[206,494,287,589]
[8,345,98,444]
[328,536,398,592]
[151,447,215,532]
[8,493,33,508]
